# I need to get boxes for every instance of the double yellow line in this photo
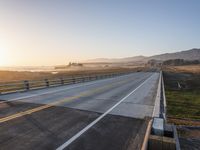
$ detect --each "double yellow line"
[0,78,132,123]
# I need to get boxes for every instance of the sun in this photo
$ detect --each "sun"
[0,48,9,66]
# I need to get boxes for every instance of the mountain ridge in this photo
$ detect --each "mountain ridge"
[84,48,200,63]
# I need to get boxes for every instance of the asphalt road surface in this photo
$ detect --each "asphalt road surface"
[0,72,159,150]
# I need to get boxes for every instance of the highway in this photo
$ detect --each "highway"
[0,72,159,150]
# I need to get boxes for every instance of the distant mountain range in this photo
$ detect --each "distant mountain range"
[85,48,200,63]
[148,48,200,61]
[85,56,146,63]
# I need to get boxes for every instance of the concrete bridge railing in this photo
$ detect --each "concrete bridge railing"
[0,72,133,95]
[142,71,181,150]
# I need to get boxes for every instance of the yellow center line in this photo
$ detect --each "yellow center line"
[0,78,131,123]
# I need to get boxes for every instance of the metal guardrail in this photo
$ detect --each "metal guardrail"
[0,72,132,94]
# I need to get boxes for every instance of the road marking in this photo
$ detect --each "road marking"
[0,76,138,123]
[56,73,155,150]
[0,104,52,123]
[0,73,134,104]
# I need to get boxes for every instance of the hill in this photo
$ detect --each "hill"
[85,56,146,63]
[148,48,200,61]
[85,48,200,63]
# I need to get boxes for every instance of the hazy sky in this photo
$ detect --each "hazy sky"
[0,0,200,66]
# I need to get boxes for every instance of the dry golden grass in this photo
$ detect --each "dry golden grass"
[163,64,200,74]
[167,117,200,126]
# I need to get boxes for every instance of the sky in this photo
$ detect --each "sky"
[0,0,200,66]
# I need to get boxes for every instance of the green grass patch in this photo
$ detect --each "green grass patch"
[163,71,200,120]
[166,90,200,119]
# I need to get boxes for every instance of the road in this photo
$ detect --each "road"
[0,72,159,150]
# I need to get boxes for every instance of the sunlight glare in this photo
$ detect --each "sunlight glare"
[0,47,8,66]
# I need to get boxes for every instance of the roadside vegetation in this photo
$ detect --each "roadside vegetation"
[166,90,200,120]
[163,65,200,125]
[165,64,200,74]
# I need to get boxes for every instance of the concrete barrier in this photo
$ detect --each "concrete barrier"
[0,72,133,95]
[143,71,181,150]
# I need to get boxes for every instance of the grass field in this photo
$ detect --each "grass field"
[163,64,200,74]
[166,90,200,120]
[163,65,200,125]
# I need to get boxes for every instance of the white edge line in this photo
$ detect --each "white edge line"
[0,73,134,103]
[56,73,155,150]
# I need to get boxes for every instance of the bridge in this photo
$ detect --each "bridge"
[0,71,180,150]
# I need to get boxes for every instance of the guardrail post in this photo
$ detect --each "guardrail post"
[82,77,85,82]
[73,76,76,84]
[60,78,64,85]
[24,80,30,90]
[45,79,49,87]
